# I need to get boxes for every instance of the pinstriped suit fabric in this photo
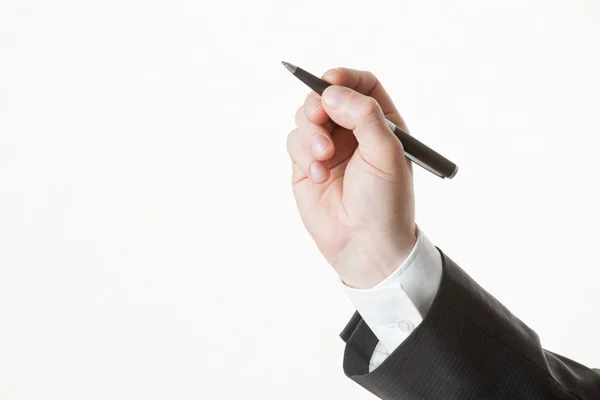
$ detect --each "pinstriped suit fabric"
[341,250,600,399]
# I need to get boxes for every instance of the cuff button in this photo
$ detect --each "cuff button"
[397,319,415,334]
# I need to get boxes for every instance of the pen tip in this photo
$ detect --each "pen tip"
[281,61,297,74]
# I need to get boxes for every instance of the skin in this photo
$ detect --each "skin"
[287,68,417,289]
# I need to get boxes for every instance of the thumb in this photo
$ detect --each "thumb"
[321,85,405,172]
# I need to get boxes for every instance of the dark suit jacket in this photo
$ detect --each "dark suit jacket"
[340,250,600,399]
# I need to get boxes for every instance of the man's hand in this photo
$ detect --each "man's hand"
[287,68,416,289]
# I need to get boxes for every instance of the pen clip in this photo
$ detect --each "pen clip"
[404,153,445,178]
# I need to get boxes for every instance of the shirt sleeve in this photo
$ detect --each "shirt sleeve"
[342,228,443,371]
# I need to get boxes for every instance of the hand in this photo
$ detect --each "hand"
[287,68,417,289]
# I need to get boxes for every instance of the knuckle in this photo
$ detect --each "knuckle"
[294,106,305,125]
[287,128,315,161]
[304,94,322,117]
[305,91,317,102]
[322,67,340,78]
[286,129,299,153]
[358,96,382,122]
[362,70,378,83]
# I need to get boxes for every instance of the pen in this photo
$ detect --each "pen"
[281,61,459,179]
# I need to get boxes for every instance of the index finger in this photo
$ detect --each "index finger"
[320,68,408,131]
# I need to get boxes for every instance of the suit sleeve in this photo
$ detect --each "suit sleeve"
[339,249,600,399]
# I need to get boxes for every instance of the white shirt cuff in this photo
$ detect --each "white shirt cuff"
[342,228,443,355]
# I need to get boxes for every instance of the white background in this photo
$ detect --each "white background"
[1,0,599,398]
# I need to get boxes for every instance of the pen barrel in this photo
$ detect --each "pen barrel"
[295,67,332,95]
[391,125,458,179]
[290,65,458,179]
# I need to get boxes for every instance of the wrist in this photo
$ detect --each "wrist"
[333,227,417,289]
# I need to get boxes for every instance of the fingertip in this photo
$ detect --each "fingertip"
[309,134,335,160]
[308,161,329,183]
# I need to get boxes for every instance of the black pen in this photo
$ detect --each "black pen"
[281,61,458,179]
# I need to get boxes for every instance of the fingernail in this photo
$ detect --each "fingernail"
[305,96,321,116]
[322,68,338,77]
[309,161,328,182]
[323,86,350,109]
[309,135,330,156]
